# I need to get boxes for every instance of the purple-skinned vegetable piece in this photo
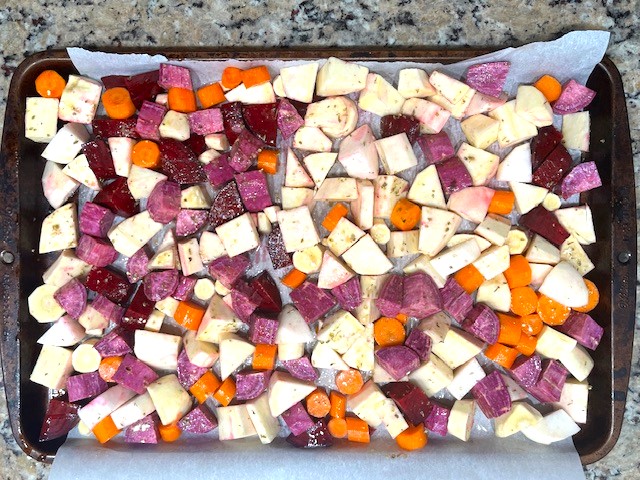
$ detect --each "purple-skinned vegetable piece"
[560,161,602,199]
[416,132,455,165]
[282,402,315,436]
[235,370,271,401]
[235,170,273,212]
[143,269,179,301]
[176,349,208,389]
[136,101,166,141]
[208,254,250,289]
[375,346,420,381]
[461,303,500,344]
[249,313,279,344]
[375,274,404,317]
[552,79,596,115]
[126,249,150,284]
[112,353,159,394]
[440,277,473,322]
[510,354,542,388]
[331,276,362,311]
[124,414,160,444]
[79,202,114,238]
[242,103,278,147]
[557,311,604,350]
[188,108,224,136]
[66,372,108,402]
[178,404,218,434]
[424,402,450,436]
[404,328,432,362]
[91,294,125,325]
[203,152,235,187]
[526,359,568,403]
[147,180,181,224]
[471,370,511,419]
[54,278,87,319]
[381,382,433,425]
[290,281,337,324]
[465,61,510,97]
[173,275,197,301]
[94,327,133,357]
[282,357,318,383]
[158,63,192,90]
[286,419,333,448]
[436,156,473,196]
[277,99,305,139]
[402,271,443,318]
[76,235,119,268]
[229,129,264,173]
[231,281,263,322]
[220,101,247,145]
[176,209,209,237]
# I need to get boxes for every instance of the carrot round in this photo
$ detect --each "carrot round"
[485,343,519,369]
[396,312,409,325]
[573,279,600,313]
[374,317,406,347]
[390,198,421,231]
[92,415,120,444]
[329,391,347,418]
[35,69,66,98]
[503,255,532,289]
[328,417,348,438]
[253,344,277,370]
[242,65,271,88]
[131,140,161,168]
[516,333,537,356]
[159,422,182,442]
[98,356,124,383]
[221,66,243,90]
[213,377,236,406]
[322,203,349,232]
[335,369,364,395]
[453,264,485,294]
[346,416,370,443]
[167,87,197,113]
[197,82,226,108]
[537,294,571,326]
[189,371,222,404]
[510,286,538,316]
[174,300,206,331]
[396,424,428,451]
[257,149,279,175]
[102,87,136,120]
[487,190,515,215]
[534,74,562,102]
[497,313,521,346]
[520,313,544,336]
[306,388,331,418]
[282,268,307,289]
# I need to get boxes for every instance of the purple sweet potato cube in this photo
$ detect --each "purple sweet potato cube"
[557,312,604,350]
[91,294,125,325]
[282,402,315,436]
[402,272,443,318]
[375,346,420,381]
[188,108,224,135]
[208,254,250,289]
[135,100,166,140]
[381,382,433,425]
[235,170,272,212]
[79,202,115,238]
[203,152,235,187]
[510,354,542,388]
[282,357,318,382]
[125,414,160,444]
[176,209,209,237]
[126,248,150,284]
[94,327,133,357]
[526,359,568,403]
[158,63,192,90]
[440,277,473,322]
[112,353,159,394]
[231,281,263,322]
[178,404,218,433]
[552,79,596,115]
[560,161,602,199]
[177,349,208,389]
[376,274,404,317]
[277,99,305,139]
[147,180,181,224]
[290,281,337,324]
[249,313,279,344]
[331,276,362,311]
[66,372,109,402]
[228,129,264,173]
[471,370,512,419]
[461,303,500,344]
[424,402,450,436]
[436,156,473,196]
[465,61,510,97]
[143,269,179,302]
[404,328,432,362]
[416,132,455,165]
[173,275,197,301]
[76,235,119,268]
[54,278,87,319]
[235,370,271,401]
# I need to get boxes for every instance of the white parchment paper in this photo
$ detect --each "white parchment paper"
[51,30,609,480]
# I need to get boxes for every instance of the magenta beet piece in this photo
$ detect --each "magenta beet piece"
[557,311,604,350]
[220,101,247,145]
[532,143,572,190]
[143,269,179,301]
[380,114,420,144]
[39,398,80,442]
[176,349,208,389]
[440,277,474,322]
[560,161,602,199]
[375,346,420,381]
[203,152,235,187]
[235,170,272,212]
[376,274,404,317]
[471,370,511,419]
[83,139,116,182]
[242,102,278,146]
[159,139,206,185]
[404,328,432,362]
[526,359,568,403]
[188,108,224,136]
[93,177,138,218]
[436,156,473,196]
[79,202,114,238]
[112,353,159,394]
[402,272,443,318]
[282,357,318,383]
[510,354,542,388]
[331,276,362,311]
[208,254,250,289]
[147,180,181,223]
[158,63,192,90]
[183,133,207,156]
[101,75,127,89]
[381,382,433,425]
[66,372,108,402]
[136,101,166,141]
[465,61,510,97]
[76,234,119,268]
[53,278,87,319]
[416,132,455,165]
[173,275,197,301]
[85,267,132,305]
[209,181,246,228]
[424,402,449,436]
[94,327,133,357]
[125,414,160,444]
[124,70,162,110]
[91,294,125,325]
[461,303,499,344]
[231,281,263,322]
[286,419,333,448]
[178,404,218,434]
[531,125,563,170]
[519,205,570,247]
[176,209,209,237]
[126,248,150,284]
[290,281,337,324]
[277,99,305,139]
[122,287,155,330]
[235,370,271,401]
[282,402,315,436]
[552,79,596,115]
[249,272,282,313]
[92,117,140,140]
[249,313,279,344]
[266,225,292,270]
[229,129,264,173]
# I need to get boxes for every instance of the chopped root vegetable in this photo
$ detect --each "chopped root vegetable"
[390,198,422,231]
[131,140,161,169]
[306,388,332,418]
[329,391,346,418]
[573,279,600,313]
[328,417,348,438]
[396,424,428,451]
[485,343,519,369]
[373,317,406,347]
[396,312,409,325]
[537,294,571,326]
[221,66,243,89]
[510,286,538,316]
[520,313,544,336]
[503,255,532,289]
[497,313,522,346]
[197,83,226,108]
[257,149,279,175]
[159,422,182,442]
[534,74,562,102]
[189,371,222,403]
[102,87,136,120]
[213,377,236,406]
[487,191,515,215]
[335,369,364,395]
[346,416,370,443]
[453,264,485,294]
[173,300,206,331]
[253,344,278,370]
[98,356,124,383]
[168,87,197,113]
[242,66,271,88]
[35,69,66,98]
[92,415,120,444]
[516,333,538,356]
[322,203,349,232]
[282,269,307,289]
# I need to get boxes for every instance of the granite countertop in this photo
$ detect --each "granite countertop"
[0,1,638,479]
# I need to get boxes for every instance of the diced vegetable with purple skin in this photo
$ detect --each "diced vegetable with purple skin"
[471,370,511,419]
[465,62,510,97]
[92,117,140,140]
[532,143,572,190]
[76,234,119,268]
[126,249,150,284]
[94,327,134,358]
[290,281,337,324]
[331,276,362,311]
[177,349,208,389]
[243,103,278,147]
[531,125,563,170]
[375,274,404,317]
[209,180,246,228]
[282,402,316,436]
[380,114,420,144]
[147,180,181,223]
[461,303,499,344]
[183,134,207,156]
[92,177,138,218]
[158,63,192,90]
[112,353,159,394]
[266,225,292,270]
[124,413,160,444]
[122,287,155,330]
[173,275,197,301]
[381,382,433,425]
[249,272,282,313]
[235,170,273,212]
[54,278,87,320]
[282,357,318,382]
[203,153,235,187]
[143,269,179,302]
[436,156,473,196]
[79,202,114,238]
[91,294,125,326]
[424,402,450,436]
[122,70,163,110]
[404,328,432,362]
[39,398,80,442]
[402,272,443,318]
[220,101,247,145]
[188,108,224,135]
[67,372,109,402]
[231,281,263,322]
[286,418,333,448]
[416,132,455,165]
[160,139,206,185]
[136,101,166,141]
[519,205,570,247]
[208,254,250,289]
[510,353,542,388]
[176,209,209,237]
[82,139,116,182]
[552,79,596,115]
[560,161,602,199]
[178,404,218,433]
[277,99,305,139]
[229,129,264,173]
[85,267,133,305]
[375,346,420,381]
[557,311,604,350]
[440,277,473,322]
[249,313,279,344]
[235,370,271,401]
[526,359,568,403]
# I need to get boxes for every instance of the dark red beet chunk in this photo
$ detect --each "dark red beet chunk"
[287,98,310,118]
[83,139,116,182]
[92,117,140,140]
[532,143,572,190]
[220,101,246,145]
[266,225,292,270]
[249,271,282,313]
[183,134,207,156]
[159,139,206,185]
[380,114,420,144]
[242,102,278,147]
[209,181,246,228]
[519,205,570,247]
[93,177,138,218]
[381,382,433,425]
[122,287,155,330]
[531,125,563,170]
[85,267,133,305]
[124,70,162,110]
[286,419,333,448]
[39,398,79,442]
[101,75,128,89]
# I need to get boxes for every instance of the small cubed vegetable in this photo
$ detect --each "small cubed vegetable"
[560,161,602,199]
[79,202,115,238]
[375,274,404,317]
[465,62,510,97]
[249,313,279,345]
[404,328,432,362]
[461,303,500,344]
[66,372,109,402]
[85,267,132,305]
[94,327,133,357]
[112,353,159,394]
[416,132,455,165]
[381,382,433,425]
[552,79,596,115]
[235,170,273,212]
[39,398,80,442]
[286,419,333,448]
[249,272,282,313]
[519,205,570,247]
[440,278,473,322]
[236,370,271,401]
[401,272,443,318]
[53,278,87,320]
[510,354,543,388]
[176,349,208,389]
[471,371,511,419]
[147,180,181,223]
[424,402,450,436]
[178,404,218,434]
[143,269,179,301]
[76,235,119,268]
[282,402,315,436]
[124,414,160,444]
[526,359,568,403]
[208,254,250,289]
[282,357,318,382]
[436,156,473,196]
[289,281,337,324]
[557,312,604,350]
[229,129,264,173]
[331,276,363,311]
[375,346,421,381]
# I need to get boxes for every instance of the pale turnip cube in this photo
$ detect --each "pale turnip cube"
[58,75,102,124]
[41,123,90,164]
[25,97,59,143]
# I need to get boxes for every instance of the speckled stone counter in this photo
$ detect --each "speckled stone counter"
[0,1,638,479]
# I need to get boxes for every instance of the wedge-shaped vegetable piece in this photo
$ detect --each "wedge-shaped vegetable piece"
[134,330,181,371]
[418,311,452,344]
[560,234,594,276]
[218,332,256,380]
[448,234,492,251]
[315,177,358,202]
[358,73,405,117]
[472,245,510,280]
[559,344,594,382]
[376,346,420,381]
[447,399,475,441]
[397,68,436,98]
[460,114,499,150]
[303,152,336,187]
[127,164,168,200]
[277,206,320,253]
[30,345,73,389]
[316,310,364,355]
[78,386,137,434]
[557,312,604,351]
[538,261,588,308]
[447,358,485,400]
[373,175,409,219]
[351,179,375,230]
[430,87,476,120]
[382,381,433,426]
[562,111,590,151]
[408,354,454,396]
[496,143,532,182]
[430,239,482,279]
[62,153,101,191]
[555,206,596,245]
[39,203,78,254]
[515,85,553,127]
[342,324,374,371]
[418,206,462,257]
[360,274,389,300]
[554,379,589,424]
[147,374,192,426]
[198,231,226,265]
[431,327,484,370]
[183,331,218,369]
[403,255,447,288]
[461,303,499,344]
[337,124,379,180]
[560,161,602,199]
[214,404,257,441]
[374,132,417,175]
[37,315,85,347]
[471,370,511,419]
[246,392,281,444]
[525,234,560,265]
[42,123,90,164]
[311,342,349,370]
[215,212,260,258]
[108,210,163,257]
[325,217,365,256]
[475,214,511,246]
[535,325,578,360]
[552,79,595,115]
[342,234,393,275]
[180,185,211,209]
[276,304,314,344]
[279,62,319,103]
[354,298,381,326]
[316,57,368,96]
[522,409,580,445]
[308,96,358,139]
[447,186,493,224]
[196,295,242,343]
[268,371,316,417]
[58,75,102,124]
[281,187,314,209]
[457,143,499,186]
[489,100,538,148]
[347,380,387,427]
[429,71,471,104]
[465,62,509,97]
[42,161,80,210]
[476,273,511,312]
[401,271,443,319]
[317,250,354,289]
[408,165,446,208]
[159,110,190,141]
[25,97,59,142]
[293,126,332,152]
[495,402,542,438]
[525,359,567,402]
[285,148,314,188]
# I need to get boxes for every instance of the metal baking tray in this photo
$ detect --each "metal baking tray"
[0,48,635,465]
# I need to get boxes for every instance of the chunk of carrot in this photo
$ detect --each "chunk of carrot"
[516,333,538,356]
[485,343,519,369]
[221,66,243,90]
[213,377,236,406]
[102,87,136,120]
[197,82,226,108]
[282,268,307,289]
[520,313,544,336]
[503,255,532,289]
[167,87,197,113]
[253,344,277,371]
[328,417,348,438]
[257,149,279,175]
[98,356,124,383]
[346,416,370,443]
[335,369,364,395]
[173,300,206,331]
[396,424,428,451]
[35,69,66,98]
[306,388,332,418]
[534,74,562,102]
[92,415,120,444]
[497,313,522,346]
[573,279,600,313]
[189,371,222,404]
[131,140,161,169]
[321,203,349,231]
[537,294,571,326]
[396,312,409,325]
[487,190,515,215]
[374,317,406,347]
[329,391,347,418]
[510,286,538,316]
[158,422,182,442]
[390,198,421,231]
[242,66,271,88]
[454,264,485,294]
